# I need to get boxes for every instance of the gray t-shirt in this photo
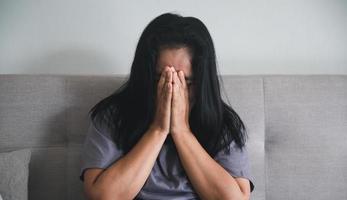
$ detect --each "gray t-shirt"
[79,121,255,199]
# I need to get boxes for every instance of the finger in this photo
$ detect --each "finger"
[172,72,180,101]
[165,69,172,84]
[168,69,173,85]
[163,69,172,92]
[178,70,186,88]
[161,70,171,95]
[165,82,172,102]
[158,67,169,89]
[163,74,172,110]
[158,67,170,92]
[170,66,175,72]
[172,78,177,101]
[172,71,181,86]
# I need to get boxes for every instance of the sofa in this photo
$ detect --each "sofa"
[0,74,346,200]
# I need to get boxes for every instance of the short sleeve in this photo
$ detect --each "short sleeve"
[213,140,255,193]
[79,121,124,182]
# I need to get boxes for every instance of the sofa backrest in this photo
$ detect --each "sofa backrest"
[0,74,346,200]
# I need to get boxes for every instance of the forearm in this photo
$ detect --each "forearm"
[92,128,168,200]
[171,131,244,200]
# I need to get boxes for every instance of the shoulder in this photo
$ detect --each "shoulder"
[213,140,250,174]
[88,120,114,140]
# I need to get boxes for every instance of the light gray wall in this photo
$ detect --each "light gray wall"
[1,0,346,75]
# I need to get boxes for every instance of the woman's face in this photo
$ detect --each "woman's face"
[156,47,195,111]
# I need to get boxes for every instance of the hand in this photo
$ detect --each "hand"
[149,66,173,135]
[170,70,191,136]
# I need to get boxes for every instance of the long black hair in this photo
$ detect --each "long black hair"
[88,12,248,157]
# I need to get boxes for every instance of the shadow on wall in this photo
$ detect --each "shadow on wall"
[20,48,118,74]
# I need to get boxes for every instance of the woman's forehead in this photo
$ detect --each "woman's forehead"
[156,47,193,78]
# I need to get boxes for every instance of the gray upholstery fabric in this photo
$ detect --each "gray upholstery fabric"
[264,75,347,200]
[0,74,346,200]
[0,149,31,200]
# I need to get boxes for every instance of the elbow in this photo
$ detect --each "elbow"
[221,196,248,200]
[84,186,122,200]
[220,192,249,200]
[85,193,117,200]
[240,194,250,200]
[86,188,135,200]
[84,187,106,200]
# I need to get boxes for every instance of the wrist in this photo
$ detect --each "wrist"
[170,126,192,137]
[148,125,169,136]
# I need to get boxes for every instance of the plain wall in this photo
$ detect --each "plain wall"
[0,0,346,75]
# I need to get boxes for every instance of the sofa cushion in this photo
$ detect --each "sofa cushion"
[0,149,31,200]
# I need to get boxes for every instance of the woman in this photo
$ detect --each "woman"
[79,12,255,200]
